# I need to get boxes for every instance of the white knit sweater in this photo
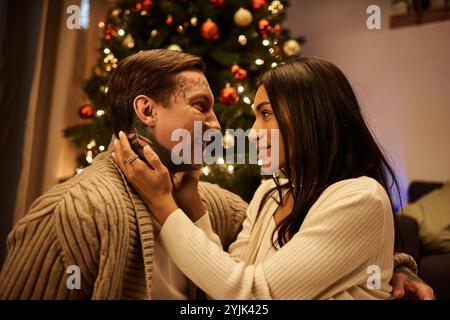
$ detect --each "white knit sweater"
[159,176,395,300]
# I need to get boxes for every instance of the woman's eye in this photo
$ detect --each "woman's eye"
[261,111,272,118]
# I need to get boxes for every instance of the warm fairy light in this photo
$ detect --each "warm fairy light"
[87,139,96,150]
[262,39,270,46]
[227,165,234,173]
[255,59,264,65]
[217,157,225,165]
[238,85,244,93]
[258,159,263,166]
[271,62,278,68]
[86,150,93,164]
[99,145,105,151]
[76,168,84,174]
[243,97,251,104]
[118,29,125,36]
[103,48,110,54]
[98,21,105,28]
[104,86,109,93]
[202,166,211,176]
[96,109,105,117]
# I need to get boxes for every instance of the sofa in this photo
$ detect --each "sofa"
[397,181,450,300]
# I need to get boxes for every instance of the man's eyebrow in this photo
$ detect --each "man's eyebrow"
[187,91,213,105]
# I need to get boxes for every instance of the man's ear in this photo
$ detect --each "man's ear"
[133,95,158,128]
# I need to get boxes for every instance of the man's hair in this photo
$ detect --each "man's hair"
[106,49,206,136]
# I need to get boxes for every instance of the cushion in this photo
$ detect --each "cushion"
[401,181,450,254]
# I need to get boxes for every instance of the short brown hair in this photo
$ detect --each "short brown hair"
[106,49,206,136]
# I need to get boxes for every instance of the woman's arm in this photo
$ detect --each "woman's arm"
[159,185,390,299]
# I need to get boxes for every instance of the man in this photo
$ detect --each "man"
[0,49,433,299]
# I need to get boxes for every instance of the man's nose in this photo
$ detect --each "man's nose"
[204,110,221,131]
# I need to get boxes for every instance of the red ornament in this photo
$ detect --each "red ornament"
[79,104,95,119]
[201,19,219,41]
[166,15,174,25]
[135,0,153,11]
[257,19,272,38]
[252,0,267,10]
[231,64,247,80]
[273,23,282,36]
[103,24,117,40]
[210,0,224,7]
[220,87,239,106]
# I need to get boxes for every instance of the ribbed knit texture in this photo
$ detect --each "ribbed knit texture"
[159,177,400,300]
[0,143,247,299]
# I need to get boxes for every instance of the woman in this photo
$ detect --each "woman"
[114,57,413,299]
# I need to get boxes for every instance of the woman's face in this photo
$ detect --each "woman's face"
[251,85,287,171]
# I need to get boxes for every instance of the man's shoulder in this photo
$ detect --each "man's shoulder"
[23,153,126,223]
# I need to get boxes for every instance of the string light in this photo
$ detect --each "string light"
[99,145,105,151]
[96,109,105,117]
[98,21,105,28]
[255,59,264,65]
[271,62,278,68]
[202,166,211,176]
[258,159,263,166]
[103,48,110,54]
[118,29,125,36]
[76,168,84,175]
[227,165,234,173]
[262,39,270,46]
[87,139,96,150]
[86,150,93,164]
[217,157,225,165]
[243,97,251,104]
[238,85,244,93]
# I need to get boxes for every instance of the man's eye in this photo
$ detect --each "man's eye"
[193,102,205,111]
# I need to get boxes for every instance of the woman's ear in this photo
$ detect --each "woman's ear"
[133,95,158,128]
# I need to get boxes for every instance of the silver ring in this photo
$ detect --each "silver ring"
[125,154,139,165]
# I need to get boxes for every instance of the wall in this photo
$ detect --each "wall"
[285,0,450,202]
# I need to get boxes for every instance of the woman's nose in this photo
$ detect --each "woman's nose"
[248,126,259,142]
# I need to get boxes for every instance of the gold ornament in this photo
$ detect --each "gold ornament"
[190,17,198,26]
[167,44,182,52]
[283,39,301,56]
[234,8,253,27]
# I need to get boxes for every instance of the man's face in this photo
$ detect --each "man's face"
[151,70,220,171]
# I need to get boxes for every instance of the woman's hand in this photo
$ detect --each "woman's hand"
[172,170,206,222]
[113,131,178,225]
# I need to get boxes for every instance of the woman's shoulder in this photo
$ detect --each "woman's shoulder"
[312,176,392,215]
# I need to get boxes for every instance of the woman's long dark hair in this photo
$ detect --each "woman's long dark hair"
[257,57,401,250]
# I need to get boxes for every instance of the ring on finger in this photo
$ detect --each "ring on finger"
[125,154,139,165]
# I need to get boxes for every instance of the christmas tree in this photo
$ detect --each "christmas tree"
[64,0,303,202]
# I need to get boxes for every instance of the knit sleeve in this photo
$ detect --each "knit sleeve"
[0,194,94,299]
[159,178,393,299]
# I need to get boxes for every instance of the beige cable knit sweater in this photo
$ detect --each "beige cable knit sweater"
[0,145,247,299]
